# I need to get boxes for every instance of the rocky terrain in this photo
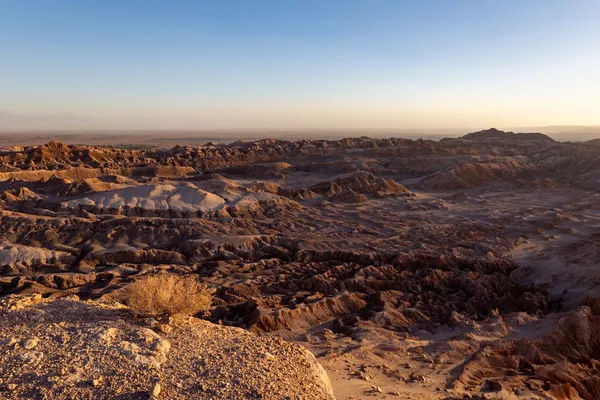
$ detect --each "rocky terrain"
[1,128,600,399]
[0,294,334,399]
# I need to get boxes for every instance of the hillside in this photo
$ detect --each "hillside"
[0,294,335,399]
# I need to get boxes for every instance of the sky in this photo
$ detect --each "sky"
[1,0,599,131]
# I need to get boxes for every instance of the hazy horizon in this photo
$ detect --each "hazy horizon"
[3,121,600,146]
[2,0,600,131]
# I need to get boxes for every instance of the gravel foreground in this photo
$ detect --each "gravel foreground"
[0,294,335,399]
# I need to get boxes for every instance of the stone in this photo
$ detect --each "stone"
[149,382,161,399]
[482,379,503,392]
[22,337,39,350]
[92,377,103,387]
[144,318,160,328]
[158,324,172,334]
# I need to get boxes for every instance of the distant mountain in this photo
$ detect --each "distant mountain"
[461,128,555,142]
[584,138,600,148]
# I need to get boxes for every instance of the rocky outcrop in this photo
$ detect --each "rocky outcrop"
[419,159,536,189]
[77,247,187,272]
[0,240,77,274]
[0,295,336,399]
[310,171,411,197]
[209,250,549,334]
[226,193,302,218]
[451,306,600,399]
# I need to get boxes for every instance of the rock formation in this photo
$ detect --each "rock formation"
[1,133,600,398]
[0,294,335,399]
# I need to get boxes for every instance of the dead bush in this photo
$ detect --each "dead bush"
[127,274,214,318]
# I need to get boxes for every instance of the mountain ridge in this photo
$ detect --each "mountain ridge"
[460,127,555,142]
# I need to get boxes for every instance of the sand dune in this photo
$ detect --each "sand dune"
[62,183,226,212]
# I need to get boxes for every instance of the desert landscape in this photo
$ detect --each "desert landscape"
[1,128,600,399]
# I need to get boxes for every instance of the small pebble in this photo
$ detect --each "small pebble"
[22,337,39,350]
[92,377,103,387]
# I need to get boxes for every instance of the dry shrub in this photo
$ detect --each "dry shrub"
[127,274,214,317]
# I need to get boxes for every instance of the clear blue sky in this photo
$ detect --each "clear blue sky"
[1,0,599,129]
